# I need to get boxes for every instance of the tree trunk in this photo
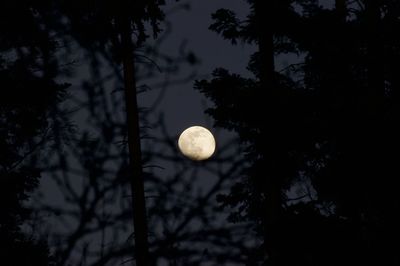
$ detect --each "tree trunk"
[365,0,385,117]
[364,0,385,229]
[335,0,347,23]
[254,0,281,263]
[255,0,275,84]
[120,13,150,266]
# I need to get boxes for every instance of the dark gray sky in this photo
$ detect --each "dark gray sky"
[36,1,325,264]
[141,0,255,136]
[40,0,254,207]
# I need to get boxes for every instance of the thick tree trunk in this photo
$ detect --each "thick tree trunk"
[365,0,385,116]
[334,0,349,99]
[255,0,275,83]
[364,0,385,225]
[335,0,347,23]
[120,14,150,266]
[254,0,281,263]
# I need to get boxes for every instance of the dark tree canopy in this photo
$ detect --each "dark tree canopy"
[196,0,400,265]
[2,0,400,265]
[0,1,69,265]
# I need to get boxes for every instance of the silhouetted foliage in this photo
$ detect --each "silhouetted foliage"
[196,0,400,265]
[4,0,400,265]
[0,1,70,265]
[19,1,251,265]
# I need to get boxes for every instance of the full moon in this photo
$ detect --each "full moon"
[178,126,216,161]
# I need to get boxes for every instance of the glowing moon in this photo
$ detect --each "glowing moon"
[178,126,216,161]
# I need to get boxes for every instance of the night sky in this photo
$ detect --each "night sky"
[2,0,400,265]
[142,0,254,135]
[36,1,255,264]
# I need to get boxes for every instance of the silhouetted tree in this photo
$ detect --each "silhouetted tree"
[51,1,167,265]
[196,0,400,265]
[297,1,400,264]
[27,2,253,265]
[196,0,309,263]
[0,1,70,265]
